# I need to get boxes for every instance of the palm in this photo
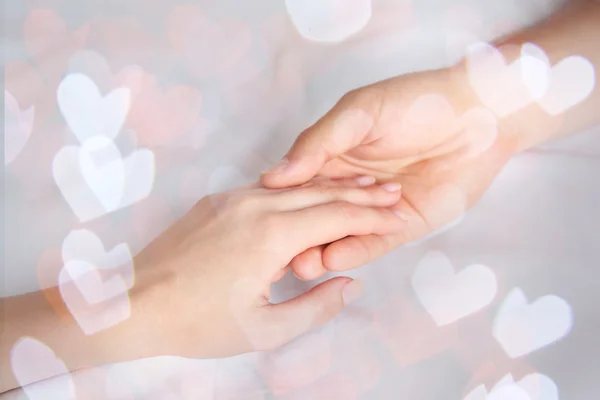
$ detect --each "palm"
[317,71,515,252]
[320,139,511,244]
[267,69,516,271]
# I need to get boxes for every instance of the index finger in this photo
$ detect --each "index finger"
[260,91,382,189]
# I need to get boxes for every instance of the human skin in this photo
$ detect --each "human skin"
[0,179,405,393]
[261,0,600,280]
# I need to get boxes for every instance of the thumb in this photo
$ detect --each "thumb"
[254,278,364,351]
[261,92,380,188]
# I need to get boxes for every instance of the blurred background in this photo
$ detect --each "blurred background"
[2,0,599,398]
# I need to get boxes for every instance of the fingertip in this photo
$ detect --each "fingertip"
[263,157,290,175]
[303,276,353,325]
[290,247,328,281]
[260,171,289,189]
[260,276,353,348]
[371,186,403,206]
[261,159,315,189]
[380,182,402,193]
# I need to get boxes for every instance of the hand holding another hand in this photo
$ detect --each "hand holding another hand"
[127,178,405,359]
[1,179,405,393]
[262,68,518,279]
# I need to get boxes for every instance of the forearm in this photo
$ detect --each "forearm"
[454,0,600,152]
[0,286,151,393]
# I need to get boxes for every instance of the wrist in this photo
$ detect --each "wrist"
[56,256,167,370]
[446,60,524,157]
[48,284,154,371]
[1,289,148,392]
[447,0,600,154]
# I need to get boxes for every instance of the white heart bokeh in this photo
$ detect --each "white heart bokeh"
[412,251,497,326]
[467,42,595,117]
[60,260,129,305]
[57,73,131,143]
[68,50,145,101]
[493,288,573,358]
[4,90,35,165]
[397,93,498,161]
[537,55,596,115]
[58,229,134,334]
[285,0,372,43]
[520,43,551,101]
[466,42,547,117]
[78,137,126,212]
[466,384,531,400]
[61,229,134,286]
[519,43,596,115]
[10,338,76,400]
[464,373,558,400]
[60,229,134,304]
[53,138,155,222]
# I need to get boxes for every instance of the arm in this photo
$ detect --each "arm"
[1,179,403,393]
[260,0,600,277]
[453,0,600,152]
[0,276,161,393]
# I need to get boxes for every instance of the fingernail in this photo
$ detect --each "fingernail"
[381,183,402,193]
[355,176,376,187]
[393,210,411,221]
[342,279,364,305]
[264,157,290,174]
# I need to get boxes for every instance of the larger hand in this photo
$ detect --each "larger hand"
[261,68,518,278]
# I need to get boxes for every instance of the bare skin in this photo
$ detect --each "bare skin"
[0,179,405,393]
[2,0,598,395]
[262,0,600,279]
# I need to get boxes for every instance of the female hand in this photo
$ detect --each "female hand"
[1,179,406,392]
[121,178,406,359]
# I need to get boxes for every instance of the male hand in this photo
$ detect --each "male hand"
[261,67,518,279]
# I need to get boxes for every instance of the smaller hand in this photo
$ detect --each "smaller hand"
[127,178,405,358]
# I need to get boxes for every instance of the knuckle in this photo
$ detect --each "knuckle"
[259,214,284,247]
[226,192,261,213]
[297,126,316,144]
[341,89,360,103]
